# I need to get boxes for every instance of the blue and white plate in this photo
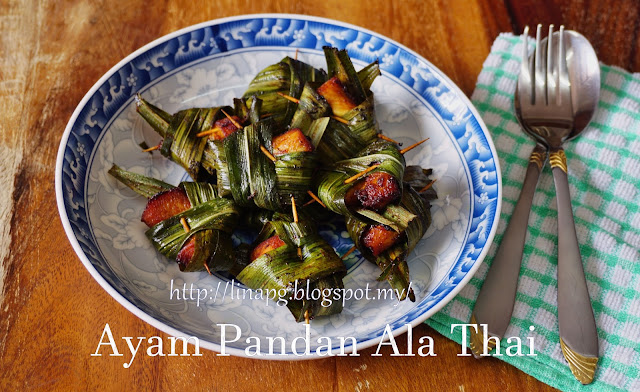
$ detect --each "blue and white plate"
[56,14,501,358]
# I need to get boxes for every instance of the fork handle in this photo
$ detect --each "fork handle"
[469,144,546,356]
[550,147,599,383]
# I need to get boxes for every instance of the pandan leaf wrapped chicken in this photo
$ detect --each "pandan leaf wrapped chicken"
[287,47,382,165]
[316,139,406,221]
[212,117,318,211]
[236,213,347,322]
[108,165,240,273]
[242,56,327,127]
[135,96,240,182]
[345,166,437,302]
[199,98,259,198]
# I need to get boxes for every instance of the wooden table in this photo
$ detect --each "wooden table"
[2,1,638,390]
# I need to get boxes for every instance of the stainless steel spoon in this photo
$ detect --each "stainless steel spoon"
[470,27,600,385]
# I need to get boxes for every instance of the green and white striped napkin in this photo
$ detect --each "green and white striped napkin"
[425,33,640,392]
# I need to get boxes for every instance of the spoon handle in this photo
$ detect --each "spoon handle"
[469,144,546,358]
[550,147,599,384]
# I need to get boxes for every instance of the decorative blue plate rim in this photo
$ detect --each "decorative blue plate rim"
[55,13,502,359]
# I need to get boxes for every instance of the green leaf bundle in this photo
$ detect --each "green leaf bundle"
[237,214,347,322]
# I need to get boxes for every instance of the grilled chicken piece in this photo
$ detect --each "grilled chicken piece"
[207,116,243,140]
[362,225,401,257]
[344,172,401,211]
[316,76,358,117]
[250,235,286,261]
[176,237,196,269]
[272,128,314,156]
[141,187,192,227]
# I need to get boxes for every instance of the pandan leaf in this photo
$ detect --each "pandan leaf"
[181,181,218,206]
[404,165,438,203]
[108,164,173,199]
[135,94,171,137]
[323,47,367,103]
[165,108,224,181]
[109,165,240,273]
[290,83,332,132]
[224,119,279,209]
[146,198,240,260]
[202,139,232,197]
[357,60,381,92]
[310,98,379,164]
[243,57,326,127]
[223,119,317,211]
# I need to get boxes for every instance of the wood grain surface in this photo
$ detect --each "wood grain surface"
[1,1,638,391]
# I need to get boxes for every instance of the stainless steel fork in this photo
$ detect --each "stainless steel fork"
[469,26,548,358]
[518,25,574,134]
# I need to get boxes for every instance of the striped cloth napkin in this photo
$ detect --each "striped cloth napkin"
[425,33,640,392]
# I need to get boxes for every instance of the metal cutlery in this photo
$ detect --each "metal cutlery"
[517,24,600,385]
[470,24,600,384]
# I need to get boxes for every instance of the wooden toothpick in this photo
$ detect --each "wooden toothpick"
[306,190,326,208]
[344,164,380,184]
[221,109,243,129]
[419,178,437,193]
[196,129,215,138]
[277,92,300,104]
[180,217,190,232]
[291,196,299,223]
[142,144,160,152]
[260,145,277,163]
[399,138,429,155]
[331,116,349,124]
[377,133,401,144]
[341,245,357,260]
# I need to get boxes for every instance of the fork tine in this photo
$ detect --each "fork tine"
[558,25,571,106]
[547,25,557,105]
[519,26,531,104]
[534,24,546,105]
